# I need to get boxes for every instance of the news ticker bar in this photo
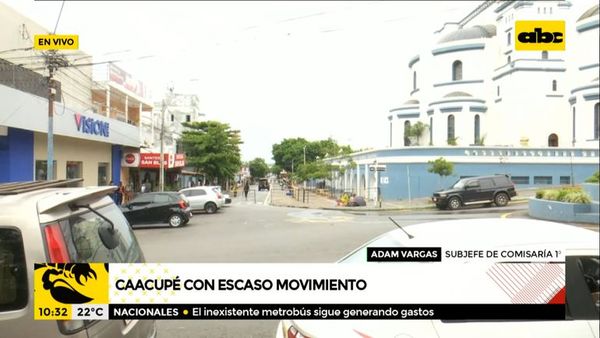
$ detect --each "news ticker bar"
[38,304,565,320]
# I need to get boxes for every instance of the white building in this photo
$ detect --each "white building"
[141,92,203,153]
[390,0,599,150]
[330,0,598,201]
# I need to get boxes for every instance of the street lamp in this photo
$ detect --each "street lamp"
[303,145,306,165]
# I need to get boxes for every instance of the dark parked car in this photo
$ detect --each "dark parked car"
[432,174,517,210]
[258,178,270,191]
[121,192,192,227]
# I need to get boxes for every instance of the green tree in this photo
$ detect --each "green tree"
[296,161,333,181]
[272,138,309,173]
[272,137,353,172]
[248,158,269,179]
[407,122,428,146]
[427,157,454,187]
[181,121,242,184]
[270,164,282,176]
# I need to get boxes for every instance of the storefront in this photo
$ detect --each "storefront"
[121,151,186,192]
[0,83,141,185]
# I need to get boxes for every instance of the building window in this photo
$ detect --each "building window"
[594,103,599,140]
[170,114,174,122]
[447,115,455,142]
[452,61,463,81]
[560,176,571,185]
[542,51,548,60]
[35,160,56,180]
[534,176,553,185]
[548,133,559,147]
[413,71,417,91]
[66,161,83,179]
[511,176,530,185]
[404,120,411,146]
[507,55,511,64]
[507,32,511,46]
[497,86,500,96]
[98,162,109,186]
[474,115,481,144]
[552,80,557,91]
[429,117,433,145]
[186,115,191,122]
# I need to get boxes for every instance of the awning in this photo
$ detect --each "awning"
[181,170,202,176]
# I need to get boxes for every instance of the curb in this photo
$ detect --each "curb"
[269,197,531,212]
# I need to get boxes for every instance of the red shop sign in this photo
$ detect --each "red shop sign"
[139,153,169,168]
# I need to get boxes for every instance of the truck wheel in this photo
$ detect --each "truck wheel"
[494,193,509,207]
[447,197,461,210]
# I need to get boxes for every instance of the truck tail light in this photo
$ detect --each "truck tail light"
[178,200,187,209]
[43,223,70,263]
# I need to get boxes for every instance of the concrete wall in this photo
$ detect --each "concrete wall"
[582,183,599,202]
[377,161,599,201]
[332,146,599,200]
[528,197,599,224]
[34,132,112,186]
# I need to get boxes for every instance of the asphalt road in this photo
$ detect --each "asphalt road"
[132,189,596,338]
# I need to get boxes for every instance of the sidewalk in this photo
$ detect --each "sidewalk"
[269,183,537,212]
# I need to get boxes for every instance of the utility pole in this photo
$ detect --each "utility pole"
[45,50,67,181]
[159,86,174,192]
[47,61,55,181]
[159,100,166,192]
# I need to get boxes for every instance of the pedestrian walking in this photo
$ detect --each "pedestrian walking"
[244,181,250,200]
[115,182,125,205]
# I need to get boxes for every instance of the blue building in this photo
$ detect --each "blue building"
[328,147,598,201]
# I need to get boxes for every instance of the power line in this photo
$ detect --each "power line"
[0,47,33,54]
[53,1,66,34]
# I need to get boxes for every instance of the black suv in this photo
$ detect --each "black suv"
[432,175,517,210]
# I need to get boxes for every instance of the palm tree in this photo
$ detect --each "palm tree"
[408,122,428,146]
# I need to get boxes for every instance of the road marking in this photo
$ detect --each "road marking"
[500,212,514,218]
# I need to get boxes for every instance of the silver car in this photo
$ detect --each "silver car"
[179,186,224,214]
[0,179,156,338]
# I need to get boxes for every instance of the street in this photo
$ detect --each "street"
[132,189,597,338]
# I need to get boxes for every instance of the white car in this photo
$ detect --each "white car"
[208,186,231,205]
[179,186,224,214]
[276,218,599,338]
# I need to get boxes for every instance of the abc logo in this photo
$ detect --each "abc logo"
[515,21,565,51]
[518,28,563,43]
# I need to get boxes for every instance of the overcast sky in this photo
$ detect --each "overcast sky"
[2,1,473,162]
